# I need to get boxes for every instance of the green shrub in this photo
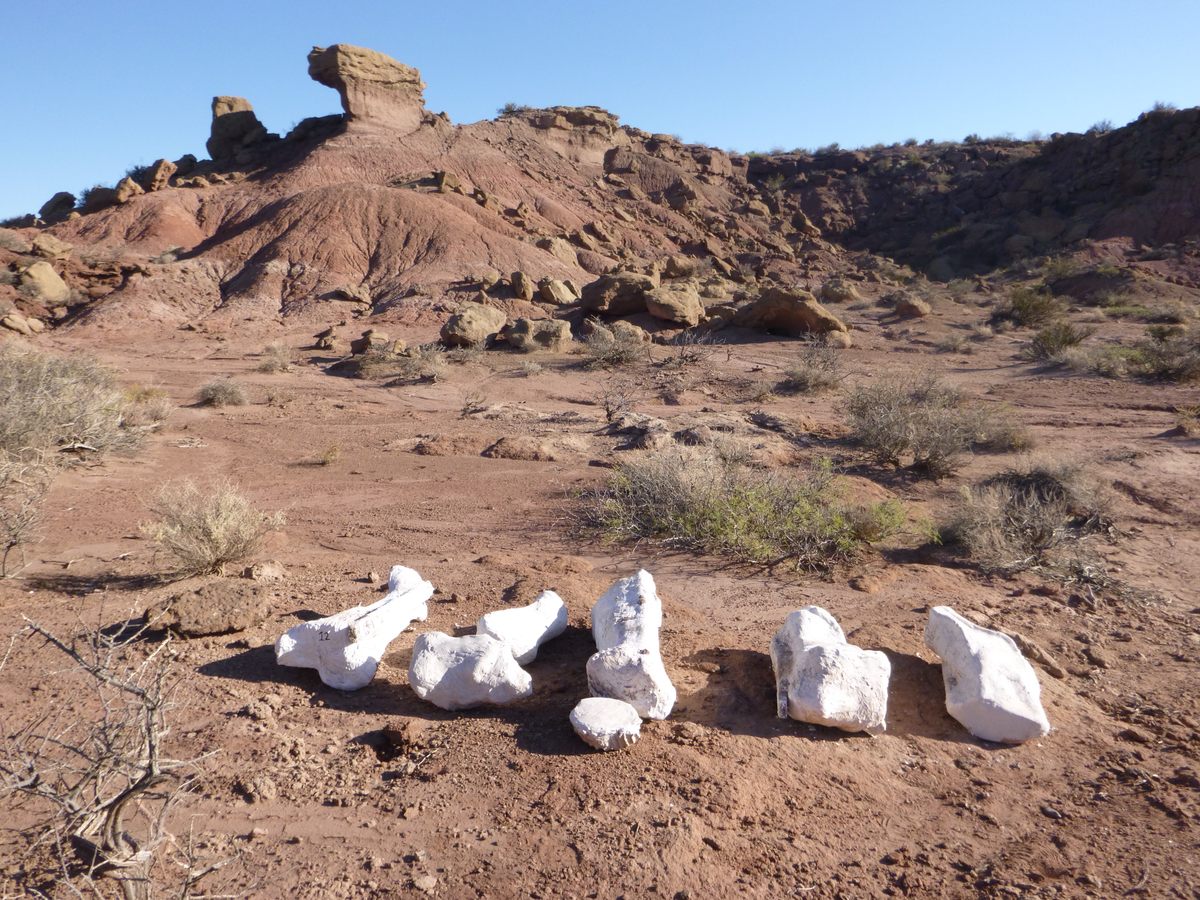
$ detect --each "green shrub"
[990,287,1063,328]
[844,374,1030,478]
[1023,321,1095,360]
[579,452,903,572]
[142,480,283,577]
[943,462,1108,572]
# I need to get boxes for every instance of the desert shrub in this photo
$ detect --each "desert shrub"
[844,374,1030,477]
[142,480,283,576]
[1175,405,1200,436]
[446,344,483,365]
[122,385,173,427]
[776,341,842,394]
[518,360,543,377]
[989,287,1062,328]
[1023,321,1095,360]
[389,345,448,383]
[582,329,643,369]
[943,462,1108,572]
[319,444,341,466]
[1129,329,1200,382]
[0,454,51,577]
[0,344,134,456]
[579,451,904,571]
[935,334,970,354]
[197,378,247,407]
[497,102,531,117]
[256,342,294,373]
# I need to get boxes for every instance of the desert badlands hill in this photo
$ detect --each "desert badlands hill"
[1,44,1199,899]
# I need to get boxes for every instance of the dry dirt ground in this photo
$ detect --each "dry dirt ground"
[1,293,1198,898]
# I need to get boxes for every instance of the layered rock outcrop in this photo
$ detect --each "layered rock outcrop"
[307,43,427,133]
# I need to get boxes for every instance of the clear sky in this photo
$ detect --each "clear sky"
[2,0,1196,219]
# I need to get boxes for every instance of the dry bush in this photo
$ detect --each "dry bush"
[122,385,173,428]
[662,329,722,369]
[989,287,1063,328]
[579,451,905,572]
[380,345,448,384]
[141,480,283,577]
[319,444,342,466]
[0,454,51,577]
[776,340,843,393]
[943,462,1109,573]
[1175,404,1200,436]
[196,378,247,407]
[1058,330,1200,382]
[1023,321,1095,360]
[0,617,233,897]
[0,344,135,456]
[517,360,543,377]
[582,329,643,369]
[844,374,1030,478]
[256,342,294,373]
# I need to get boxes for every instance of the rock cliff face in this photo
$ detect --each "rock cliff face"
[307,43,427,133]
[8,42,1200,331]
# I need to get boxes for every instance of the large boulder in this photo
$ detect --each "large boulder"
[501,317,572,352]
[579,271,657,316]
[18,261,70,305]
[38,192,76,224]
[537,277,576,305]
[144,158,178,191]
[206,96,270,160]
[734,287,849,338]
[440,302,507,347]
[30,234,72,260]
[307,44,427,133]
[644,284,702,327]
[511,270,536,301]
[154,578,272,638]
[894,295,932,318]
[114,177,145,204]
[818,278,863,304]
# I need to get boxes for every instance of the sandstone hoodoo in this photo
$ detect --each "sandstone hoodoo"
[307,43,428,133]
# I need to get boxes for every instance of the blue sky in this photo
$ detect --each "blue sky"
[2,0,1196,219]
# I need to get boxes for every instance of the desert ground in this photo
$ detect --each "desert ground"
[1,42,1199,899]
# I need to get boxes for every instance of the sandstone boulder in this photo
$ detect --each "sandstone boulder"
[207,96,270,160]
[350,329,394,355]
[144,158,178,191]
[114,177,145,204]
[18,261,70,305]
[308,44,427,133]
[734,287,848,337]
[502,317,572,352]
[818,278,862,304]
[440,302,507,347]
[38,192,76,224]
[537,277,576,305]
[154,579,271,637]
[644,284,702,327]
[31,234,72,260]
[894,295,932,318]
[511,270,535,301]
[1,314,34,336]
[579,272,657,316]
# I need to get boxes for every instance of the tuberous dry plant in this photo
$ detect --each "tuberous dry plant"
[0,616,233,898]
[0,453,51,578]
